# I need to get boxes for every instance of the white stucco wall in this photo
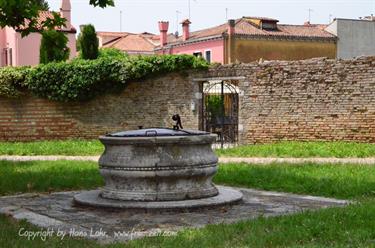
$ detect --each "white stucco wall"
[326,19,375,59]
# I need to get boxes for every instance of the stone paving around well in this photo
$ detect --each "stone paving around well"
[0,187,349,244]
[1,155,375,164]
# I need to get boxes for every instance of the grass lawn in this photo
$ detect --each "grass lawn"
[0,160,103,196]
[121,200,375,248]
[0,140,103,156]
[216,141,375,158]
[215,163,375,199]
[1,161,374,199]
[1,160,375,247]
[2,140,375,158]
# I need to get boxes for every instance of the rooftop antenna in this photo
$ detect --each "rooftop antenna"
[120,10,123,32]
[308,8,314,23]
[188,0,197,20]
[329,14,333,23]
[226,8,228,21]
[176,10,181,34]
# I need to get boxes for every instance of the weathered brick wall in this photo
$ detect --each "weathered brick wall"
[1,56,374,143]
[201,56,375,143]
[0,73,200,141]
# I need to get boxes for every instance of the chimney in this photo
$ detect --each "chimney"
[158,21,169,47]
[181,19,191,41]
[227,19,236,64]
[60,0,71,26]
[228,19,235,35]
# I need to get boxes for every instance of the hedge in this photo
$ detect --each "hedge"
[0,67,30,98]
[0,54,209,101]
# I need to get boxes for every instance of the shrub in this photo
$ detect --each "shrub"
[0,67,30,98]
[206,95,224,121]
[39,30,70,64]
[0,55,209,102]
[79,24,99,60]
[26,57,125,101]
[98,48,128,59]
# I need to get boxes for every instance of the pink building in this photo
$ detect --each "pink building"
[156,17,336,64]
[156,20,223,63]
[0,0,77,67]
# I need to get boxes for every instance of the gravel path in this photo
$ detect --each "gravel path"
[0,155,375,164]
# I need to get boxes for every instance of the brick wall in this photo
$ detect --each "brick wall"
[201,56,375,143]
[0,73,200,141]
[0,56,374,143]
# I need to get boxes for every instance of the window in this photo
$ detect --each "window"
[193,52,202,58]
[3,48,12,66]
[261,22,278,30]
[8,48,12,66]
[205,50,212,63]
[3,48,7,66]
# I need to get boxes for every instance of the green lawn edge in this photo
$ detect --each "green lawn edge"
[1,160,375,247]
[1,140,375,158]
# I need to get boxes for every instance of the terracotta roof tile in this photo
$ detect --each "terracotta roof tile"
[19,11,76,33]
[103,33,178,53]
[163,17,336,47]
[103,34,157,53]
[97,31,133,37]
[234,19,335,38]
[181,23,228,40]
[243,16,279,22]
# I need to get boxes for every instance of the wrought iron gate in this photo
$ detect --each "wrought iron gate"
[202,80,239,148]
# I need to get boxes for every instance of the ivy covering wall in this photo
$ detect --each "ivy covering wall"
[0,54,208,102]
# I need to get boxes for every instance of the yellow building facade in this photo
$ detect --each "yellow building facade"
[225,38,336,64]
[223,17,337,64]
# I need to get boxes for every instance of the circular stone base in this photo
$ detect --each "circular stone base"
[73,186,243,210]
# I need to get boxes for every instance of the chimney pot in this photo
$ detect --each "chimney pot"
[158,21,169,46]
[228,19,235,35]
[181,19,191,41]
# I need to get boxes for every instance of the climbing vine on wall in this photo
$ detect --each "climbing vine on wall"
[0,54,209,102]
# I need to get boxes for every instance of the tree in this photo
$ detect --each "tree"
[79,24,99,60]
[39,30,70,64]
[76,33,82,51]
[0,0,114,36]
[36,0,49,11]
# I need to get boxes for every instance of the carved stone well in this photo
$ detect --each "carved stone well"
[74,128,242,210]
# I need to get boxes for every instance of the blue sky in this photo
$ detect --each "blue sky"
[48,0,375,34]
